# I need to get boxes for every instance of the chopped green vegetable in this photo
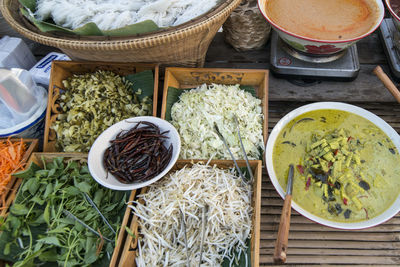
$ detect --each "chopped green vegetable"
[52,70,152,152]
[298,128,372,218]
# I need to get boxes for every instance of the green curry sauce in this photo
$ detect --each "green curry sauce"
[273,109,400,222]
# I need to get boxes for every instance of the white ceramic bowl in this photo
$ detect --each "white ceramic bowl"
[258,0,384,55]
[88,116,181,191]
[265,102,400,229]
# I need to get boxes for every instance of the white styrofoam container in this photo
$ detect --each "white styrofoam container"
[0,36,37,70]
[29,52,70,86]
[0,68,48,140]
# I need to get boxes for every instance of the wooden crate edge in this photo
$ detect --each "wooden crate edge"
[0,138,38,219]
[114,159,263,266]
[43,62,160,152]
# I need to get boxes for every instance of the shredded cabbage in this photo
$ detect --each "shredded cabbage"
[171,83,264,160]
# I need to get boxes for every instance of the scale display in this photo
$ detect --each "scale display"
[270,31,360,80]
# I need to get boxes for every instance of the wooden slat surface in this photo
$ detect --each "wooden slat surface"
[260,101,400,266]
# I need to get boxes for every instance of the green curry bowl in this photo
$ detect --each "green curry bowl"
[265,102,400,229]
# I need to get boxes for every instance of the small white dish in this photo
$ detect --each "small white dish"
[265,102,400,229]
[88,116,181,191]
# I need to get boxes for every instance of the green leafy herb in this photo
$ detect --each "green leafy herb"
[0,158,129,266]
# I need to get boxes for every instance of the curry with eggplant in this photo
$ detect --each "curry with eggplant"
[273,109,400,222]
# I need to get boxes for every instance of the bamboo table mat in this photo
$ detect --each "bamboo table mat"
[261,101,400,266]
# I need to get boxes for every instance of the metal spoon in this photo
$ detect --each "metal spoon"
[63,210,113,242]
[273,164,294,264]
[180,208,190,267]
[214,122,246,181]
[84,192,116,235]
[198,204,209,266]
[233,114,254,181]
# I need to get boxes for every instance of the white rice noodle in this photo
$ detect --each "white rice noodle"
[34,0,219,31]
[131,163,253,266]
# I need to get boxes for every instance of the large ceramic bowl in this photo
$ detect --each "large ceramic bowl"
[265,102,400,229]
[386,0,400,31]
[258,0,384,55]
[88,116,181,191]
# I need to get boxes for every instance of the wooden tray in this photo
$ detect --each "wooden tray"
[260,101,400,266]
[161,67,269,145]
[0,138,38,219]
[9,152,135,266]
[27,152,87,166]
[43,61,159,152]
[0,139,38,267]
[110,159,263,267]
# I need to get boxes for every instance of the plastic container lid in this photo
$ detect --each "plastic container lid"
[0,36,37,70]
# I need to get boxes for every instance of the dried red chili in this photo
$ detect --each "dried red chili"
[363,208,369,219]
[305,177,311,191]
[296,165,305,175]
[103,121,173,184]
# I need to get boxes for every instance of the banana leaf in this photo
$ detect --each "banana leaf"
[222,238,251,267]
[164,87,189,121]
[19,0,160,36]
[222,167,253,266]
[125,70,154,102]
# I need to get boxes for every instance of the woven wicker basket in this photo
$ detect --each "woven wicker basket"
[223,0,271,51]
[0,0,241,67]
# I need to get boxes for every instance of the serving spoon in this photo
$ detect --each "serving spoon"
[233,114,254,181]
[214,122,246,181]
[274,164,294,264]
[373,66,400,103]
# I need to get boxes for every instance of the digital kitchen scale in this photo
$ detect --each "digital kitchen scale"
[270,31,360,81]
[379,18,400,80]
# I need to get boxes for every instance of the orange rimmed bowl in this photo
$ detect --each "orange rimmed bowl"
[258,0,384,55]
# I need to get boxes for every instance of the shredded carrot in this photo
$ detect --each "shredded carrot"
[0,138,27,208]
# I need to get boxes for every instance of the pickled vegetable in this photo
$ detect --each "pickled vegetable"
[52,70,152,152]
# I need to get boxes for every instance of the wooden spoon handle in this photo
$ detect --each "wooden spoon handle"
[373,66,400,103]
[273,195,292,264]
